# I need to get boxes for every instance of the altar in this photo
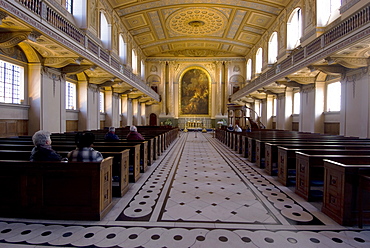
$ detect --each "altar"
[178,118,211,131]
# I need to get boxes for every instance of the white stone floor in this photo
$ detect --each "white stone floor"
[0,132,369,248]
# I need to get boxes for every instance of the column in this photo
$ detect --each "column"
[223,61,230,115]
[167,61,175,117]
[134,98,141,126]
[121,95,128,127]
[126,98,133,127]
[215,61,223,117]
[159,61,167,117]
[28,63,42,134]
[266,95,274,129]
[104,89,121,128]
[78,82,100,131]
[105,88,114,127]
[141,102,146,125]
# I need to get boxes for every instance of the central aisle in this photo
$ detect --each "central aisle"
[1,132,369,248]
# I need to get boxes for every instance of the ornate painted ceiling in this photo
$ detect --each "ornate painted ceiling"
[110,0,290,57]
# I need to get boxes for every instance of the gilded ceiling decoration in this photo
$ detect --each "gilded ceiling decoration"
[166,7,227,36]
[113,1,288,57]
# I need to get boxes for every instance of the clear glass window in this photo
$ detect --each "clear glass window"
[268,32,278,64]
[255,48,263,74]
[287,8,302,50]
[100,91,105,113]
[327,81,341,112]
[246,59,252,80]
[132,50,138,74]
[293,92,300,114]
[66,81,76,110]
[317,0,341,26]
[119,35,127,64]
[65,0,73,13]
[0,60,24,104]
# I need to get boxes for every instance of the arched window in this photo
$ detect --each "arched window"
[326,81,341,112]
[246,59,252,80]
[0,59,24,104]
[293,91,300,114]
[287,8,302,50]
[255,48,263,74]
[132,49,138,74]
[119,34,127,64]
[317,0,341,26]
[99,91,105,113]
[100,12,110,49]
[66,81,76,110]
[71,0,87,28]
[65,0,73,13]
[268,32,278,64]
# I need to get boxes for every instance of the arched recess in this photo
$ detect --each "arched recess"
[229,75,244,94]
[147,74,160,93]
[179,67,211,116]
[149,113,157,126]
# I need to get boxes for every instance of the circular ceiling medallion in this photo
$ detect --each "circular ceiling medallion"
[166,7,227,36]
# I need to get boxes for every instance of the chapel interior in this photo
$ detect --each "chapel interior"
[0,0,370,247]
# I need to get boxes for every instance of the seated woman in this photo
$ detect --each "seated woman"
[104,126,120,141]
[126,126,145,141]
[67,132,103,162]
[30,130,62,161]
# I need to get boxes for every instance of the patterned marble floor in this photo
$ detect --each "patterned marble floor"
[0,133,369,248]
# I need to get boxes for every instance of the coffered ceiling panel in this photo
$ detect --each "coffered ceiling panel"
[111,0,288,57]
[247,12,274,28]
[125,14,148,29]
[238,32,260,44]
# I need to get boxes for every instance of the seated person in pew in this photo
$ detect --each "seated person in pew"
[104,126,120,141]
[30,130,63,161]
[68,132,103,162]
[126,126,145,141]
[234,125,242,132]
[227,124,234,131]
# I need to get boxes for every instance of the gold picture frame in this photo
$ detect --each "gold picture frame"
[179,67,211,116]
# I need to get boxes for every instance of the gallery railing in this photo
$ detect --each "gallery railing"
[7,0,158,101]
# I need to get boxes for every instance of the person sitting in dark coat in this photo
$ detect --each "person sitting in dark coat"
[126,125,145,141]
[104,126,120,141]
[30,130,62,161]
[227,124,234,131]
[67,132,103,162]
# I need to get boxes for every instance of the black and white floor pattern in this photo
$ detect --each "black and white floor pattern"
[0,133,369,247]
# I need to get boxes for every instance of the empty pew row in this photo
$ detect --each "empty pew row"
[0,157,114,221]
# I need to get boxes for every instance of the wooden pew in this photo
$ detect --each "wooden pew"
[0,143,141,183]
[295,152,370,201]
[265,143,370,179]
[256,137,368,168]
[0,157,113,220]
[0,149,130,197]
[0,137,153,168]
[321,157,370,226]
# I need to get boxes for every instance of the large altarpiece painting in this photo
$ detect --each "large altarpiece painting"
[180,68,210,115]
